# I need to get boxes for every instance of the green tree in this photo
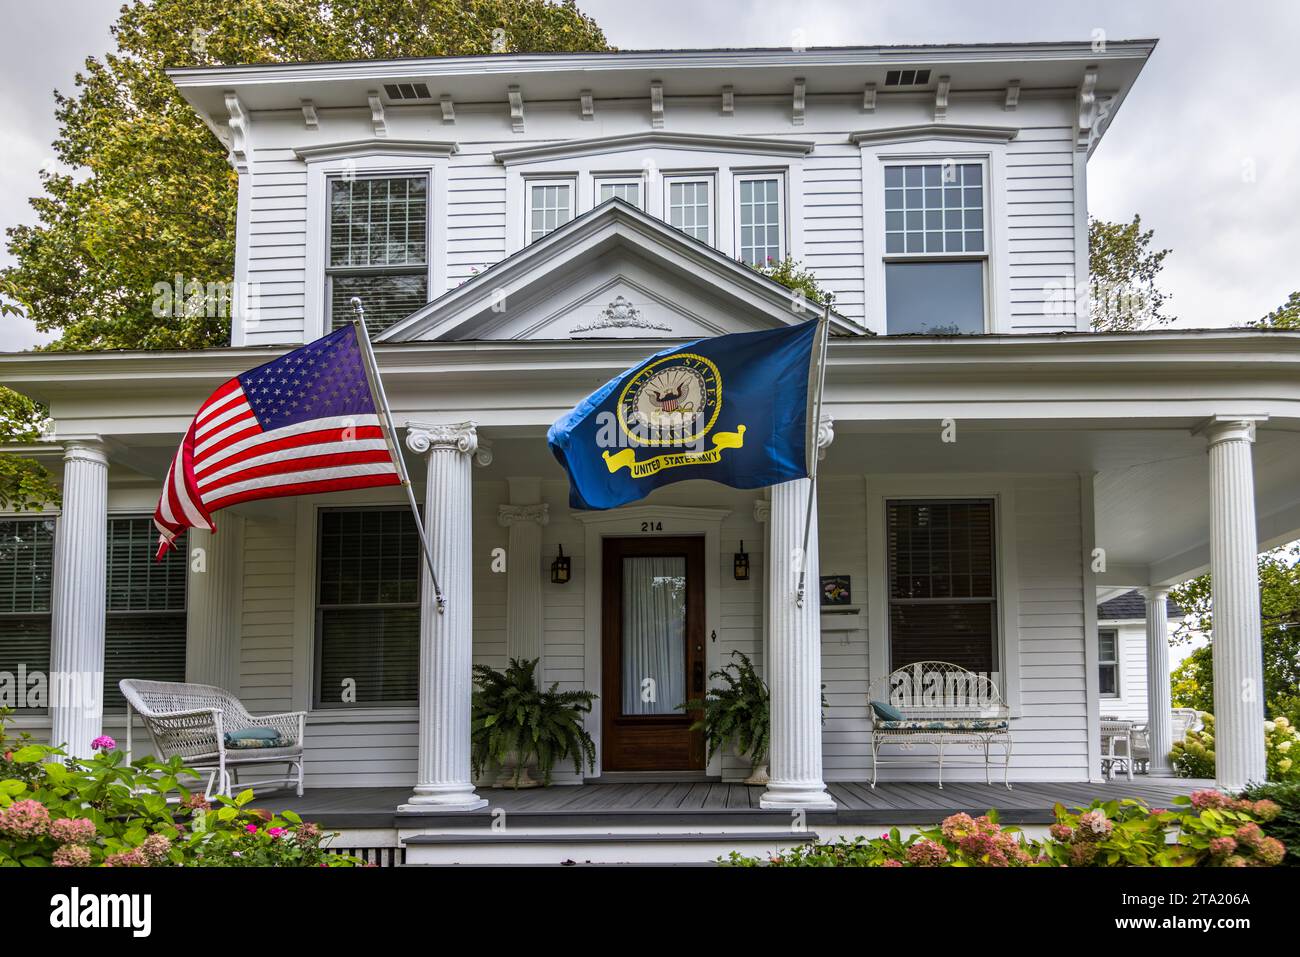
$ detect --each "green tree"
[1253,290,1300,330]
[1088,214,1174,331]
[2,0,608,352]
[0,285,59,511]
[1169,543,1300,725]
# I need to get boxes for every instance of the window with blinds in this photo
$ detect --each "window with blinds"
[0,517,56,711]
[886,499,997,674]
[104,517,188,712]
[314,508,420,708]
[327,174,429,336]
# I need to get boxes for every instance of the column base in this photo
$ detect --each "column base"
[759,781,836,809]
[398,783,488,812]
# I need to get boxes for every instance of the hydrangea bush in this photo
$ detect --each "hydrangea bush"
[0,711,359,867]
[1170,713,1300,782]
[727,792,1286,867]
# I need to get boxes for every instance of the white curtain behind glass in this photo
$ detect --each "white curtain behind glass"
[621,556,686,715]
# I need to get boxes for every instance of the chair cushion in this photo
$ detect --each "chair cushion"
[225,727,288,749]
[876,719,1010,732]
[870,699,905,722]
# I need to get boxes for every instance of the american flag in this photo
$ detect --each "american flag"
[153,324,402,557]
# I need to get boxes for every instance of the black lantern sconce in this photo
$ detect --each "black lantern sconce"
[733,541,750,581]
[550,545,571,585]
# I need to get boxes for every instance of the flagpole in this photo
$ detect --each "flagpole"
[795,299,832,608]
[350,299,446,614]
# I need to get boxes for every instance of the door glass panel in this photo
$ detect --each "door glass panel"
[621,556,686,715]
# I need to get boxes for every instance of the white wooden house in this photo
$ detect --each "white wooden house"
[3,41,1298,859]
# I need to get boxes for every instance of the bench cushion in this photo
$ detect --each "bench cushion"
[875,719,1009,732]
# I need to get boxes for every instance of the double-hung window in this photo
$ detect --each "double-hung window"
[886,499,998,675]
[665,176,713,244]
[736,175,784,266]
[528,179,575,243]
[314,508,420,709]
[883,162,987,334]
[0,517,55,712]
[326,174,429,336]
[104,517,188,712]
[1098,629,1120,697]
[596,176,643,209]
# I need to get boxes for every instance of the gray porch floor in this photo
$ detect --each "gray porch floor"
[260,777,1213,828]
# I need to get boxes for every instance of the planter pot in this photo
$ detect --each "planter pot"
[495,756,541,789]
[743,763,769,786]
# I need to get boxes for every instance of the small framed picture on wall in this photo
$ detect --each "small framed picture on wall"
[820,575,851,606]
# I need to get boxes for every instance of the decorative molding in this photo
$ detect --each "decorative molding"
[405,421,491,467]
[223,91,249,173]
[367,90,386,137]
[862,82,877,113]
[792,77,806,126]
[650,80,664,128]
[498,503,550,527]
[753,499,770,523]
[1004,80,1021,111]
[579,89,594,120]
[569,295,672,336]
[493,130,816,165]
[439,94,455,123]
[508,84,525,133]
[816,413,834,459]
[300,99,318,130]
[934,75,951,121]
[292,139,458,162]
[1075,67,1098,151]
[849,123,1019,145]
[721,85,734,116]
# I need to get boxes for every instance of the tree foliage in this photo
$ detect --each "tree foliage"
[1254,290,1300,330]
[1088,214,1174,331]
[2,0,609,352]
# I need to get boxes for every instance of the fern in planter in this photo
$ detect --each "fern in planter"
[682,651,771,769]
[470,657,597,788]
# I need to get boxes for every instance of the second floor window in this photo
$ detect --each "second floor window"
[884,162,987,335]
[327,175,429,336]
[737,176,783,266]
[529,180,575,243]
[666,177,713,243]
[597,177,643,209]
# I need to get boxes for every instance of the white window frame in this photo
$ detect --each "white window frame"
[662,174,715,245]
[1097,627,1121,699]
[858,135,1012,336]
[300,146,449,343]
[593,174,646,210]
[525,176,577,244]
[733,171,787,268]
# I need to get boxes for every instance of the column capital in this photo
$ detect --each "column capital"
[1197,416,1264,448]
[404,421,491,466]
[62,441,108,467]
[1140,586,1170,604]
[498,503,549,527]
[753,499,770,523]
[816,413,834,458]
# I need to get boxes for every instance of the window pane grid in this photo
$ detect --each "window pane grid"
[598,181,642,208]
[884,163,984,255]
[529,183,573,242]
[668,180,711,241]
[738,178,781,266]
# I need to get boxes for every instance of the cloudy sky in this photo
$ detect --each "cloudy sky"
[1,0,1296,350]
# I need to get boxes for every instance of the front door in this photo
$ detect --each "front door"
[601,536,706,771]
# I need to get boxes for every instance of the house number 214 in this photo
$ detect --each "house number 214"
[641,521,663,532]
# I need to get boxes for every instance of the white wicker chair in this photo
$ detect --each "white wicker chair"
[119,679,305,799]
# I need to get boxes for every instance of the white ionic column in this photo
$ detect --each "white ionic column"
[1141,587,1174,776]
[49,441,108,759]
[497,502,548,666]
[760,416,834,809]
[186,519,244,692]
[1205,418,1266,791]
[400,422,490,811]
[753,499,771,683]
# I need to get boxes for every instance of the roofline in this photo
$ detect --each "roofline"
[165,39,1159,85]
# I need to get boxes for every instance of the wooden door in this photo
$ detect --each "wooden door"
[601,536,706,771]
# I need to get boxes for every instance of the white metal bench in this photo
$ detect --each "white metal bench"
[119,679,306,798]
[867,661,1013,789]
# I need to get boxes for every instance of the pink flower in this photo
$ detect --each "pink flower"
[940,812,978,841]
[49,817,97,845]
[103,849,148,867]
[245,823,259,833]
[0,799,50,839]
[1255,837,1286,867]
[53,844,92,867]
[267,827,285,838]
[1190,789,1228,810]
[906,839,950,867]
[1251,799,1281,822]
[141,834,171,862]
[1049,823,1074,842]
[880,858,903,867]
[1234,823,1265,849]
[1078,809,1114,839]
[1209,837,1238,857]
[90,735,116,751]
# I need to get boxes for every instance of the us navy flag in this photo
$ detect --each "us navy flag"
[548,320,823,510]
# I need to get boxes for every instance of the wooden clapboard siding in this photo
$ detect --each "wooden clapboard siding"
[238,513,297,714]
[1005,126,1079,333]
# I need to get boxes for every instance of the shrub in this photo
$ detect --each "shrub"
[1240,780,1300,866]
[1170,712,1300,782]
[0,709,359,867]
[1171,712,1216,778]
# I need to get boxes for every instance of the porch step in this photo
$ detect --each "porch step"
[400,829,818,865]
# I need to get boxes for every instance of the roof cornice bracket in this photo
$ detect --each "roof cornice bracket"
[367,90,386,137]
[792,77,806,126]
[934,75,951,121]
[440,94,456,123]
[300,98,318,130]
[580,89,594,120]
[508,84,525,132]
[1004,80,1021,111]
[650,80,664,128]
[721,85,734,116]
[1075,66,1098,151]
[862,82,877,113]
[223,91,249,173]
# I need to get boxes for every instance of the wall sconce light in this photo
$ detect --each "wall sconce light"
[550,545,571,584]
[733,541,750,581]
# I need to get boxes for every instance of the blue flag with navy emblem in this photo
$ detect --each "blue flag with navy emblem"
[547,320,823,510]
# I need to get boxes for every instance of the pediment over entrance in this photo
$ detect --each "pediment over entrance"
[378,200,863,343]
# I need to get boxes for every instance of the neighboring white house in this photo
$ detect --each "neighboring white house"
[3,41,1298,817]
[1095,589,1185,724]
